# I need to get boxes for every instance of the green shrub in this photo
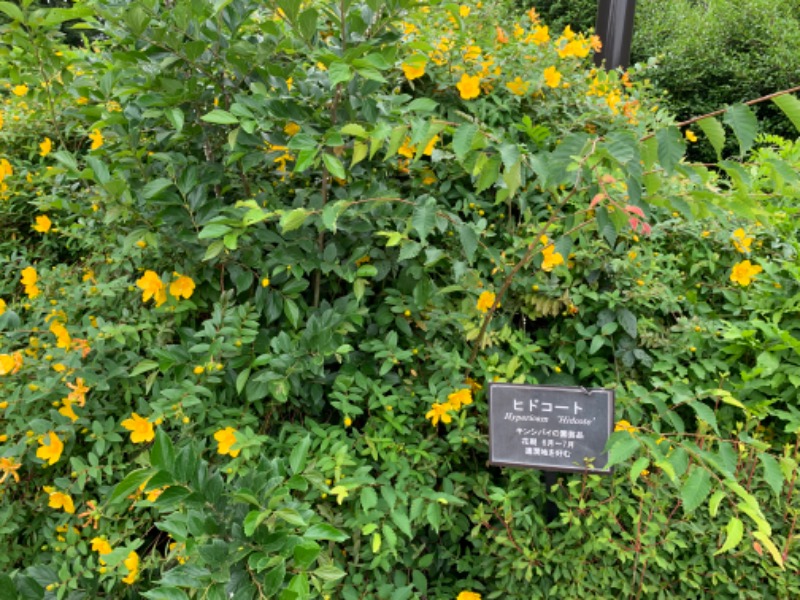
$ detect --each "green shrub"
[1,1,799,599]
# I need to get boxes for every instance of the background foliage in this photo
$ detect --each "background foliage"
[1,1,800,599]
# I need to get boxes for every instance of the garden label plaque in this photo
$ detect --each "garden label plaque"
[489,383,614,474]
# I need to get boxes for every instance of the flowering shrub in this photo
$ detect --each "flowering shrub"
[1,1,800,598]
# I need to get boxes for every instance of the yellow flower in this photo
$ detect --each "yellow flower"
[557,39,590,59]
[401,61,426,81]
[12,84,28,97]
[457,593,482,600]
[284,122,300,136]
[0,298,5,315]
[330,485,349,504]
[541,245,564,272]
[67,378,89,406]
[495,26,508,44]
[731,228,753,253]
[136,270,167,306]
[121,551,139,585]
[506,76,529,96]
[36,431,64,466]
[121,413,155,444]
[423,134,439,156]
[33,214,52,233]
[543,66,562,88]
[0,456,21,483]
[88,129,103,150]
[447,388,473,410]
[91,537,112,555]
[44,487,75,514]
[459,5,470,17]
[425,402,453,426]
[21,266,38,287]
[614,419,637,434]
[685,130,697,142]
[214,427,240,457]
[398,137,416,158]
[476,290,495,313]
[0,352,22,375]
[730,259,763,286]
[58,398,79,422]
[39,137,52,157]
[49,321,71,350]
[456,73,481,100]
[169,273,195,299]
[0,158,12,180]
[344,416,352,427]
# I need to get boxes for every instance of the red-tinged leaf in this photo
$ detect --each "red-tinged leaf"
[625,204,645,218]
[753,541,763,556]
[628,217,639,231]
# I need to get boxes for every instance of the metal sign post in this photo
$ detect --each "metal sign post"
[594,0,637,70]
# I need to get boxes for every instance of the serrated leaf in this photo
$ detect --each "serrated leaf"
[412,196,437,242]
[304,523,348,542]
[280,208,309,233]
[752,531,785,569]
[351,141,368,166]
[723,104,758,156]
[328,61,352,86]
[656,126,685,174]
[605,433,640,468]
[714,516,743,555]
[322,153,346,180]
[475,155,501,193]
[772,93,800,133]
[681,467,712,514]
[313,565,346,581]
[289,435,310,474]
[629,456,650,485]
[695,116,726,160]
[708,490,726,518]
[459,224,478,264]
[201,109,239,125]
[360,487,377,511]
[390,509,412,539]
[616,308,637,339]
[453,123,478,162]
[691,402,719,434]
[759,453,784,498]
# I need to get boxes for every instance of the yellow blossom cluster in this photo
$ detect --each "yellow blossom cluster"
[425,387,473,426]
[728,228,764,286]
[135,270,195,306]
[214,426,240,457]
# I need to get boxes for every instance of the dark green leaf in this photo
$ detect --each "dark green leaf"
[723,104,758,156]
[150,429,175,474]
[680,467,712,513]
[201,110,239,125]
[304,523,349,542]
[289,436,310,474]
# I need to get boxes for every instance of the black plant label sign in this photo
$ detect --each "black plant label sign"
[488,383,614,474]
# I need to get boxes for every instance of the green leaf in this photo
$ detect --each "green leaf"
[263,562,286,596]
[690,402,719,434]
[0,574,18,600]
[304,523,349,542]
[616,308,637,339]
[390,509,412,539]
[772,93,800,133]
[459,223,478,264]
[589,336,605,355]
[453,123,478,162]
[312,565,346,582]
[606,432,640,468]
[360,487,377,511]
[143,178,173,199]
[109,468,154,504]
[297,7,317,42]
[475,155,501,193]
[708,490,726,518]
[629,456,650,485]
[752,531,785,569]
[322,153,346,180]
[130,360,159,377]
[165,108,185,134]
[406,98,438,112]
[201,109,239,125]
[150,429,175,474]
[275,508,307,527]
[723,104,758,156]
[681,467,712,514]
[280,208,310,233]
[142,588,190,600]
[328,61,352,86]
[289,436,310,474]
[656,126,685,174]
[0,2,25,22]
[244,510,270,537]
[412,196,437,242]
[695,116,726,160]
[759,453,784,498]
[714,517,743,555]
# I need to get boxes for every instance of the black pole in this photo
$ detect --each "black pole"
[594,0,637,70]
